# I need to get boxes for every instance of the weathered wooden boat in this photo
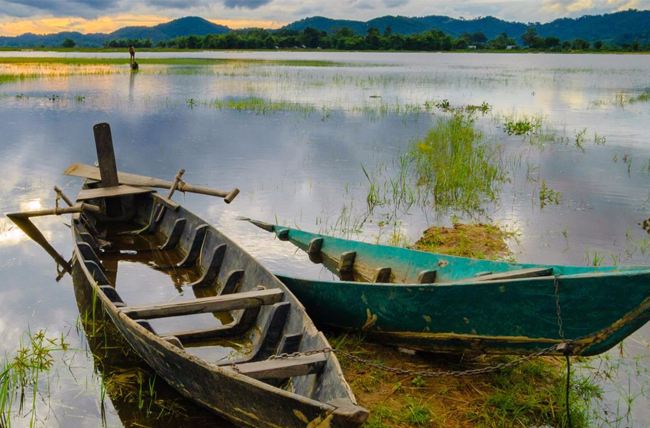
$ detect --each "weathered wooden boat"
[7,123,367,428]
[246,220,650,356]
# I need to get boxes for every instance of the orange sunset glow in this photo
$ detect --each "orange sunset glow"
[0,15,285,36]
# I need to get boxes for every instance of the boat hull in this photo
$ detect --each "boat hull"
[278,273,650,356]
[71,195,367,428]
[249,223,650,356]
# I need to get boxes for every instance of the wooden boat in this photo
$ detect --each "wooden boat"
[246,220,650,356]
[7,123,367,428]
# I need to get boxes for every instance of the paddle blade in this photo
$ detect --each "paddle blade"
[6,214,72,273]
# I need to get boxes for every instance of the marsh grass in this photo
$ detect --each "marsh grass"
[0,330,68,427]
[412,113,506,215]
[209,96,316,115]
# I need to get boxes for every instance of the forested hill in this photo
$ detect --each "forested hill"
[284,9,650,43]
[0,10,649,47]
[0,17,229,47]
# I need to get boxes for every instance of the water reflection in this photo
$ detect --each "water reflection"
[0,52,649,426]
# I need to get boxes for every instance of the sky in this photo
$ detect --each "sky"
[0,0,647,36]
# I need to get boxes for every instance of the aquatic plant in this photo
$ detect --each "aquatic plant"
[412,113,506,215]
[210,96,315,115]
[0,330,68,426]
[503,113,543,136]
[539,180,561,208]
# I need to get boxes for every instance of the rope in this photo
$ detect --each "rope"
[555,275,573,428]
[565,354,572,428]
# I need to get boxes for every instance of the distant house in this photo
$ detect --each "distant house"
[506,45,516,50]
[468,45,477,49]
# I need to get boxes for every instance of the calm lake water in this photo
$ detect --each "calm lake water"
[1,51,649,426]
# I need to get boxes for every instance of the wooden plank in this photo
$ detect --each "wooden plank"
[99,285,125,306]
[417,270,437,284]
[165,307,261,343]
[222,270,244,295]
[159,218,186,250]
[338,251,356,273]
[76,185,152,201]
[189,244,226,287]
[227,352,328,379]
[93,123,119,187]
[64,163,239,201]
[176,225,209,268]
[120,288,284,319]
[373,267,392,283]
[471,267,553,282]
[162,336,183,348]
[251,302,290,360]
[307,238,323,256]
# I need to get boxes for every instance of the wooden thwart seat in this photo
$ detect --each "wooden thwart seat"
[120,288,284,319]
[470,267,553,282]
[226,352,328,380]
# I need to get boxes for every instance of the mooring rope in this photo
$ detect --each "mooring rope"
[555,275,573,428]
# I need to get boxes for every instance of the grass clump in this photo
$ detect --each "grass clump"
[502,114,543,136]
[539,180,561,208]
[0,330,68,426]
[412,223,513,259]
[412,113,506,215]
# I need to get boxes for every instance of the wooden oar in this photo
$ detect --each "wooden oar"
[6,203,100,273]
[64,163,240,203]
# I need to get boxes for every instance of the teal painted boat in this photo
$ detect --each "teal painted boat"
[246,220,650,356]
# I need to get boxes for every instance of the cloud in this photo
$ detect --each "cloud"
[223,0,273,9]
[383,0,409,7]
[2,0,119,17]
[542,0,642,15]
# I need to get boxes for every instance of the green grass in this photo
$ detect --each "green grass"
[412,113,506,215]
[0,74,19,85]
[467,358,600,427]
[628,91,650,104]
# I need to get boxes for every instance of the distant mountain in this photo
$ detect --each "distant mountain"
[284,15,527,40]
[0,17,229,47]
[1,10,649,48]
[284,10,650,43]
[110,17,229,42]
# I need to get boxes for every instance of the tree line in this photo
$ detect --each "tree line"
[97,26,647,52]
